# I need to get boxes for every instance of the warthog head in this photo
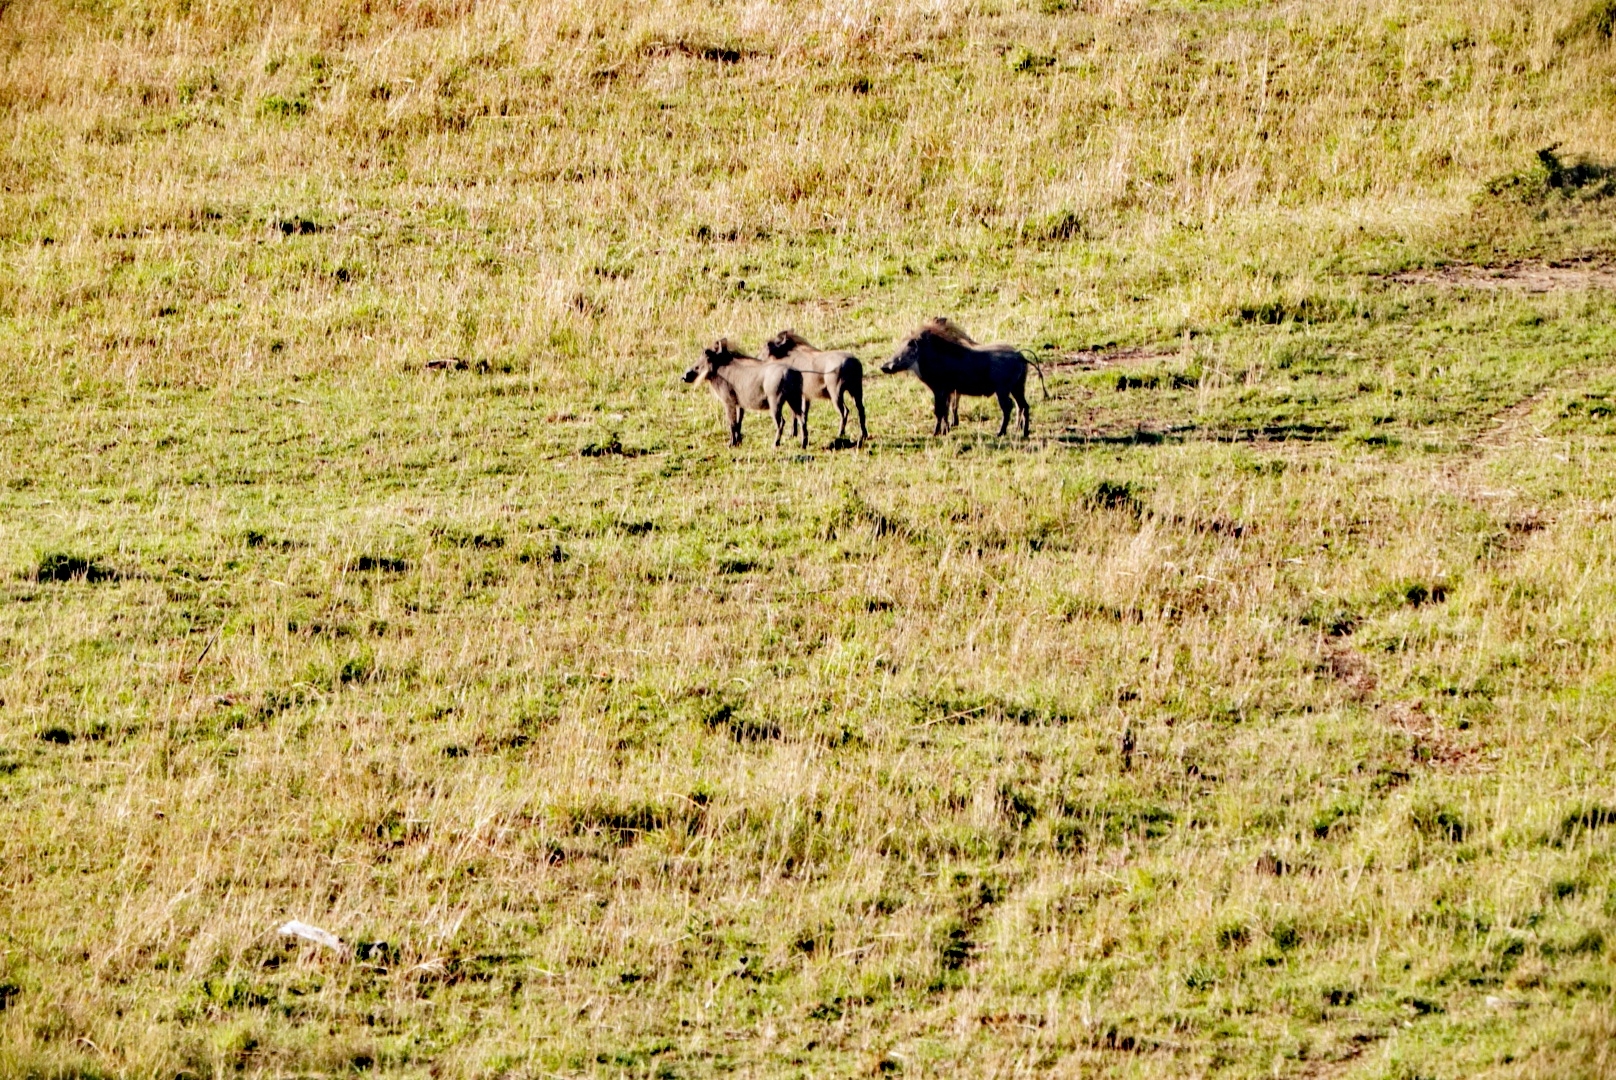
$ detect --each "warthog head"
[880,334,923,376]
[882,317,975,375]
[684,339,745,384]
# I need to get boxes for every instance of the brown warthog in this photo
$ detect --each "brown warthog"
[683,339,808,448]
[880,318,1046,437]
[763,330,868,446]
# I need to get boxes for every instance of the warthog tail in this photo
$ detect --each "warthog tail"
[1023,352,1050,399]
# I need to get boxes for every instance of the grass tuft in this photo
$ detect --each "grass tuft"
[1558,0,1616,45]
[1411,802,1468,843]
[31,552,118,584]
[348,555,409,574]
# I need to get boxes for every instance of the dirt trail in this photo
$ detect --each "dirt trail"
[1388,260,1616,292]
[1475,389,1553,449]
[1050,344,1181,371]
[1431,385,1562,515]
[1319,382,1565,773]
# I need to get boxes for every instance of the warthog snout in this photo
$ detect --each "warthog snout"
[880,347,917,376]
[682,368,698,383]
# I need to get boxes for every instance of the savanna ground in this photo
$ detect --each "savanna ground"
[4,0,1616,1076]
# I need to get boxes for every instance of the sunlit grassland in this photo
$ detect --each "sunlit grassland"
[4,0,1616,1077]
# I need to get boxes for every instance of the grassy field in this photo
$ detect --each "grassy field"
[4,0,1616,1076]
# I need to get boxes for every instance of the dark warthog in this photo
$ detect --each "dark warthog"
[880,318,1046,437]
[763,330,868,446]
[683,339,807,448]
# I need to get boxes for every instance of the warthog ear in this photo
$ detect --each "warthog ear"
[769,330,810,358]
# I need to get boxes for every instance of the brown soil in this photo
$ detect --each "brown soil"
[1323,643,1377,700]
[1387,260,1616,292]
[1051,344,1180,371]
[1321,644,1485,771]
[1316,638,1485,765]
[1434,387,1564,520]
[1379,701,1481,769]
[1475,390,1551,447]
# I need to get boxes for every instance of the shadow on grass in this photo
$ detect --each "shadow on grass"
[1483,146,1616,205]
[1202,421,1347,442]
[32,552,120,583]
[1051,420,1343,447]
[861,418,1346,455]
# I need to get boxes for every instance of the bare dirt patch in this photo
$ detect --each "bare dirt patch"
[1292,1032,1391,1080]
[1476,390,1552,448]
[1387,260,1616,293]
[1323,643,1377,700]
[1322,647,1486,771]
[1432,388,1562,531]
[1380,701,1483,770]
[1051,344,1181,371]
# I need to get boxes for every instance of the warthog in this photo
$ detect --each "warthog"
[763,329,868,446]
[880,317,1046,437]
[683,339,808,448]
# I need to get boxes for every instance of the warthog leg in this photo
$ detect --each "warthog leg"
[996,390,1014,437]
[932,388,952,435]
[833,382,850,440]
[1012,386,1031,437]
